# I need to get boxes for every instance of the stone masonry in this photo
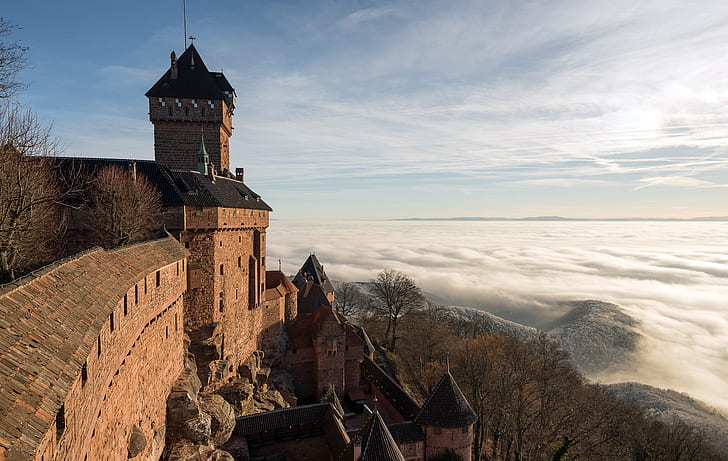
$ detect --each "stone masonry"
[0,237,188,461]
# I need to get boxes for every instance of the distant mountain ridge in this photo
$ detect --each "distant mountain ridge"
[605,382,728,456]
[438,300,640,376]
[393,216,728,221]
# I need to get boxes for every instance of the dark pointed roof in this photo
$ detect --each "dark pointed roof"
[358,411,406,461]
[146,44,235,101]
[293,254,335,296]
[361,357,420,420]
[415,372,477,428]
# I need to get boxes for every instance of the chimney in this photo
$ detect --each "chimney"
[303,276,314,298]
[235,168,244,182]
[170,51,178,80]
[208,162,216,183]
[129,161,137,183]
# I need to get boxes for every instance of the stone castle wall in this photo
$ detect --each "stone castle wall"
[424,425,474,461]
[180,221,273,385]
[0,237,187,461]
[149,97,232,172]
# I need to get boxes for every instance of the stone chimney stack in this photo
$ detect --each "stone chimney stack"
[170,51,178,80]
[235,168,244,183]
[129,161,137,182]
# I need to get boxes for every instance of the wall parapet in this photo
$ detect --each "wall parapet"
[0,236,188,460]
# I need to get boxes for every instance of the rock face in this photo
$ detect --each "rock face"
[165,341,236,459]
[166,443,235,461]
[198,394,236,446]
[165,347,294,459]
[127,425,147,458]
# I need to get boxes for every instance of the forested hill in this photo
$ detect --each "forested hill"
[605,382,728,457]
[440,300,640,375]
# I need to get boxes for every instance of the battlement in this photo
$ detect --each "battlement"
[148,96,232,134]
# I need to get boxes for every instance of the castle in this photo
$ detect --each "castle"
[0,44,475,461]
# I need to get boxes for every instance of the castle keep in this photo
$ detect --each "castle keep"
[0,44,476,461]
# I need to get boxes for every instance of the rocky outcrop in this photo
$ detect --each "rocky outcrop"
[198,394,236,446]
[164,347,295,459]
[166,443,234,461]
[164,338,236,460]
[127,425,147,458]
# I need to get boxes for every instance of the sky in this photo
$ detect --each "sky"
[5,0,728,219]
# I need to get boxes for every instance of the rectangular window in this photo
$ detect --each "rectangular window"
[98,336,102,357]
[176,262,179,276]
[134,285,138,304]
[144,277,147,294]
[156,271,161,287]
[238,256,242,267]
[81,362,88,387]
[110,312,115,332]
[123,295,128,316]
[175,313,179,331]
[220,264,224,275]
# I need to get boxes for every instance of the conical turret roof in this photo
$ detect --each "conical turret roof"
[358,410,406,461]
[415,371,477,428]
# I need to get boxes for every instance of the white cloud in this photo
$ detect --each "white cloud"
[269,219,728,412]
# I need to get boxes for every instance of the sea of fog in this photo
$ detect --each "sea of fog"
[267,219,728,412]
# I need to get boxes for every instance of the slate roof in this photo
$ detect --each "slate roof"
[414,372,477,428]
[298,284,332,314]
[361,357,421,421]
[0,237,187,460]
[292,254,335,297]
[54,157,271,211]
[358,411,406,461]
[387,421,425,443]
[234,403,331,436]
[146,44,235,102]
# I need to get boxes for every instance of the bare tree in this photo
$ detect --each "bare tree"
[0,18,29,99]
[85,164,162,248]
[0,103,63,282]
[333,281,366,318]
[370,269,425,353]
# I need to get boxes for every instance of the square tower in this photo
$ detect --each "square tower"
[146,44,235,173]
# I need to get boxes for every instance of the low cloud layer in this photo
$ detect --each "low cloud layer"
[269,219,728,412]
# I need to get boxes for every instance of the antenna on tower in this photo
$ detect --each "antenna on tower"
[183,0,188,49]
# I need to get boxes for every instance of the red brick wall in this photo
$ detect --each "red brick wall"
[180,220,268,384]
[31,250,187,460]
[149,97,232,172]
[423,425,474,461]
[398,440,424,461]
[314,315,346,398]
